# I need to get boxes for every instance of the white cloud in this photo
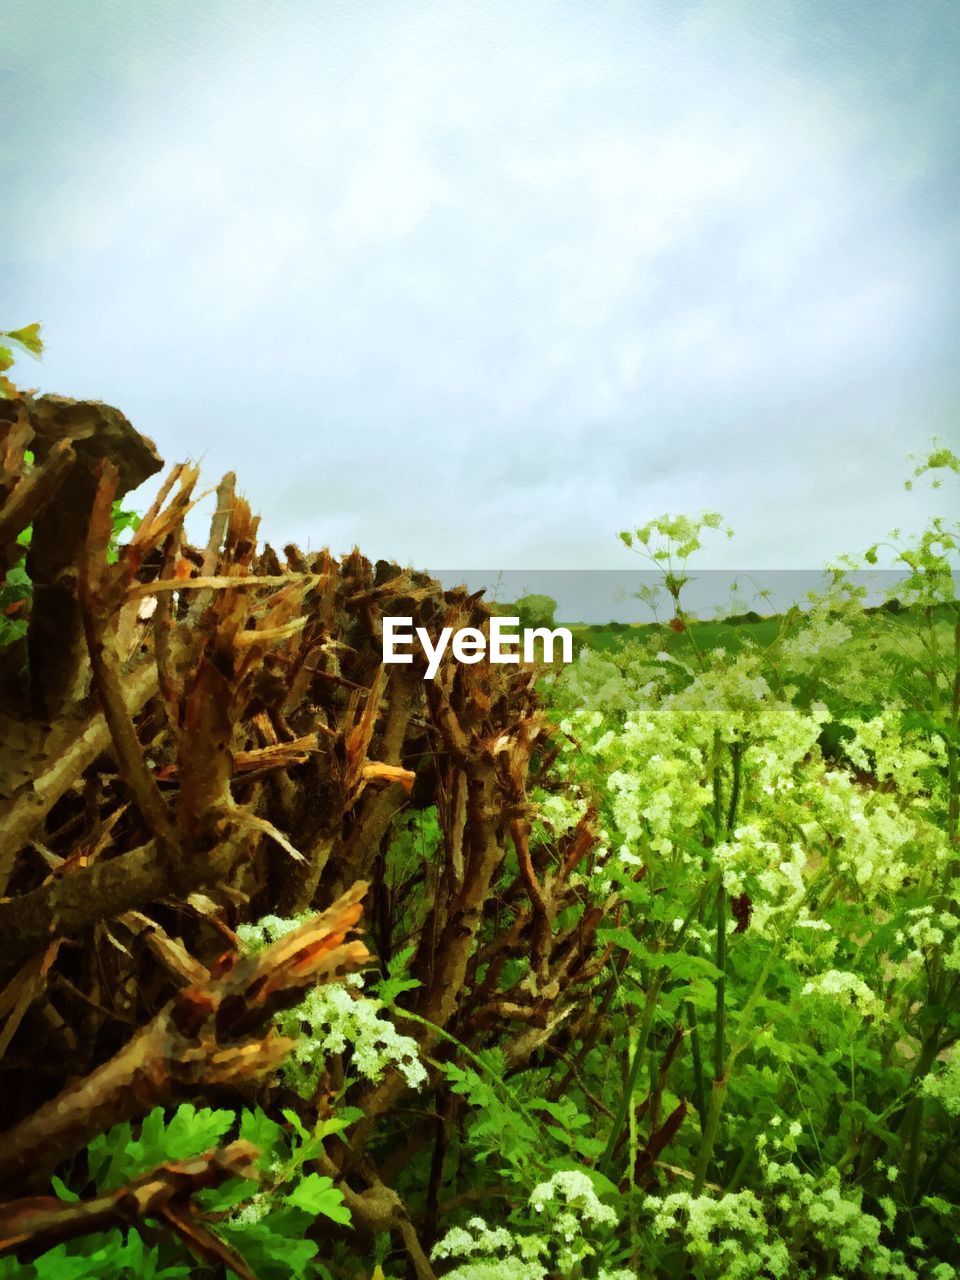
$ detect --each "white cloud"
[6,0,957,577]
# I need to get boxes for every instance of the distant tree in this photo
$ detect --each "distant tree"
[513,593,558,630]
[724,609,764,624]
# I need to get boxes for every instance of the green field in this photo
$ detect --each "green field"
[568,614,782,654]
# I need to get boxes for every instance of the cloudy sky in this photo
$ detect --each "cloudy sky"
[3,0,958,578]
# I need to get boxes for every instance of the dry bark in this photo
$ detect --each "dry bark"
[0,881,368,1190]
[0,1142,261,1279]
[0,392,612,1274]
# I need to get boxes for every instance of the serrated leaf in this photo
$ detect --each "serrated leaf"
[218,1211,320,1279]
[284,1172,351,1223]
[87,1120,132,1189]
[531,1098,589,1128]
[90,1104,236,1189]
[280,1107,310,1142]
[240,1106,288,1167]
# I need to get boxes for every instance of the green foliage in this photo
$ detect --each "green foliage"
[234,920,428,1099]
[514,593,558,631]
[439,448,959,1279]
[433,1170,630,1279]
[87,1103,235,1188]
[2,1102,353,1280]
[0,530,33,647]
[4,424,958,1279]
[492,593,560,630]
[0,321,43,396]
[1,1234,193,1280]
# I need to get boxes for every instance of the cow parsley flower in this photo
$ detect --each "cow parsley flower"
[434,1170,620,1279]
[801,970,882,1020]
[237,914,426,1097]
[529,1170,617,1228]
[921,1053,960,1117]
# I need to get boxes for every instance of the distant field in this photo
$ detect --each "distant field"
[566,613,782,654]
[565,601,956,657]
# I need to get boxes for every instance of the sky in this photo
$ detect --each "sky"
[3,0,959,585]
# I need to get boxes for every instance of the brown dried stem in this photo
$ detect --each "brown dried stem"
[0,1142,260,1279]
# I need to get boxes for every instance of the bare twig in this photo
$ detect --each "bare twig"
[0,438,75,565]
[0,1141,260,1279]
[0,881,369,1190]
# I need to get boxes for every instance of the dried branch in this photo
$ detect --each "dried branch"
[0,881,369,1190]
[78,461,180,862]
[0,657,158,895]
[0,390,613,1268]
[0,438,75,568]
[19,396,163,717]
[0,1141,260,1280]
[186,469,236,622]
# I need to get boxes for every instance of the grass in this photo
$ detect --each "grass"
[566,600,956,657]
[566,613,781,655]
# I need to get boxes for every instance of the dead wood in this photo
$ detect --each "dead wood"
[0,881,368,1190]
[0,1141,260,1279]
[0,391,611,1276]
[0,396,163,717]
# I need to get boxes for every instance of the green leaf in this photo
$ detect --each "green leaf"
[280,1107,311,1143]
[138,1103,234,1168]
[218,1211,321,1279]
[50,1175,81,1203]
[197,1177,261,1213]
[4,323,43,355]
[89,1104,236,1189]
[328,1105,364,1129]
[536,1100,588,1127]
[239,1106,287,1168]
[26,1230,189,1279]
[371,945,421,1005]
[87,1121,132,1189]
[283,1172,352,1224]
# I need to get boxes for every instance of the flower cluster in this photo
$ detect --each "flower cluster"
[921,1052,960,1117]
[433,1170,628,1280]
[843,706,947,800]
[800,969,883,1021]
[432,1218,547,1280]
[645,1187,789,1280]
[236,916,426,1098]
[276,980,427,1098]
